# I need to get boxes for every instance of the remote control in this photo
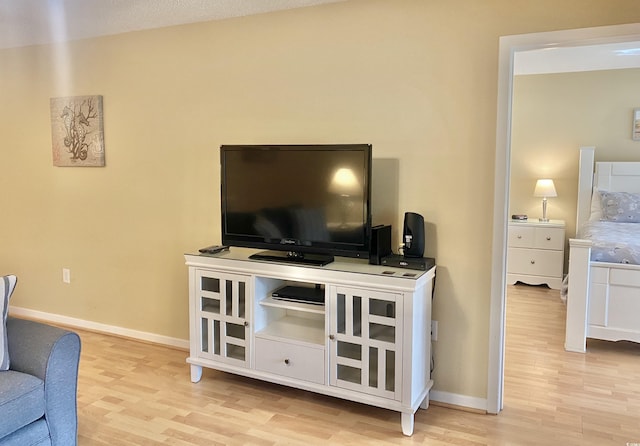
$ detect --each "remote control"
[199,245,229,254]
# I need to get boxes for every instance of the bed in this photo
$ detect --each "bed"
[565,147,640,353]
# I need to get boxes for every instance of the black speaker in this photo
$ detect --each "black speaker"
[369,224,392,265]
[403,212,424,258]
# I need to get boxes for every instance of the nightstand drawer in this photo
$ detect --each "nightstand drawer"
[508,226,534,248]
[255,337,325,384]
[508,248,563,278]
[508,224,564,251]
[533,227,564,250]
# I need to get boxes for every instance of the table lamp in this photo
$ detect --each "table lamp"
[533,178,557,222]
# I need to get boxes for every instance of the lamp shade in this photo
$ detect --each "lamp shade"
[533,179,557,198]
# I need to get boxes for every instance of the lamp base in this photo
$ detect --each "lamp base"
[539,197,550,222]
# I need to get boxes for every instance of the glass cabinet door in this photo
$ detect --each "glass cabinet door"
[329,286,402,400]
[195,270,250,367]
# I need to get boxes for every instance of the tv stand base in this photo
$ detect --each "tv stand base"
[185,250,436,436]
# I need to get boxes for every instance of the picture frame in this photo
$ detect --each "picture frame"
[634,108,640,141]
[50,95,105,166]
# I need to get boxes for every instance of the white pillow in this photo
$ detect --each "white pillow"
[1,275,17,371]
[589,187,603,221]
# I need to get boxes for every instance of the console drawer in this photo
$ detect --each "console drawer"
[255,337,325,384]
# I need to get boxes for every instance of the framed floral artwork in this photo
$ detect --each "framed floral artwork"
[50,95,105,166]
[634,108,640,141]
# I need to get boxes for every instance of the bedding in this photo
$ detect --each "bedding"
[578,220,640,265]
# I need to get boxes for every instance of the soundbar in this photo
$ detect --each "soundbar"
[250,250,334,266]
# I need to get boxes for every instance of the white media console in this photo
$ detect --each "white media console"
[185,248,436,435]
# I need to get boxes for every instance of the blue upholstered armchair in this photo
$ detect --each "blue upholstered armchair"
[0,317,81,445]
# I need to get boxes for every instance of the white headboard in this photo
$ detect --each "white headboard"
[576,146,640,230]
[594,162,640,191]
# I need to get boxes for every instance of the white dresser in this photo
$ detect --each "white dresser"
[507,219,565,290]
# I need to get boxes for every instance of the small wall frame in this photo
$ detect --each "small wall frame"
[51,95,105,166]
[634,108,640,141]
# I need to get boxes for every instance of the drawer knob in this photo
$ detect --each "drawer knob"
[284,359,290,365]
[546,236,551,241]
[530,260,535,264]
[517,235,522,239]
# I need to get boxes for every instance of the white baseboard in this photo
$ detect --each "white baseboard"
[9,306,489,412]
[9,306,189,350]
[430,390,488,412]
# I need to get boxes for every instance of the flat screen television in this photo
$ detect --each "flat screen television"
[220,144,372,265]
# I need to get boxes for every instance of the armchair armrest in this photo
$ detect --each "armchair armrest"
[7,317,81,446]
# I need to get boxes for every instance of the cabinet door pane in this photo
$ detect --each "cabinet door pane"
[213,320,221,355]
[370,299,395,318]
[226,322,246,340]
[201,297,220,314]
[337,293,345,334]
[201,318,209,353]
[369,323,395,343]
[225,280,233,316]
[226,345,245,361]
[337,341,361,361]
[201,277,220,293]
[385,350,395,392]
[337,364,361,384]
[353,295,362,337]
[238,282,246,318]
[368,346,378,387]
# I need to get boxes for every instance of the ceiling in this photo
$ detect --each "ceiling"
[0,0,345,49]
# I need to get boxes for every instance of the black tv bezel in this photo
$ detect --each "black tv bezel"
[220,144,373,263]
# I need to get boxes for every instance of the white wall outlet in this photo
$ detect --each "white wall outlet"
[62,268,71,284]
[431,320,438,341]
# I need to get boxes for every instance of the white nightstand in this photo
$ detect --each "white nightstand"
[507,219,565,290]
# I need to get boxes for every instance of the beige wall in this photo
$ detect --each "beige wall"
[1,0,639,402]
[510,69,640,268]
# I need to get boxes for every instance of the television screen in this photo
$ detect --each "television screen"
[220,144,372,265]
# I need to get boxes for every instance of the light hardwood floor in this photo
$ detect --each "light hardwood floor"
[75,285,640,445]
